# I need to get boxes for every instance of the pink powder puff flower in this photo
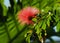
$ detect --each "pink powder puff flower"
[18,6,39,25]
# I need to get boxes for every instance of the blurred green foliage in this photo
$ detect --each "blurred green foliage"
[0,0,60,43]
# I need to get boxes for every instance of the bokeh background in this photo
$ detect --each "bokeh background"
[0,0,60,43]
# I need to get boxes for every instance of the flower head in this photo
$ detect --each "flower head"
[18,6,39,25]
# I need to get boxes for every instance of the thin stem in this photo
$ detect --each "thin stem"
[41,38,45,43]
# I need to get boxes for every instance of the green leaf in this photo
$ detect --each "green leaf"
[56,21,60,32]
[54,14,59,22]
[35,20,43,29]
[42,21,46,30]
[3,5,7,16]
[26,34,31,43]
[47,16,51,26]
[0,0,4,4]
[32,18,37,22]
[44,6,52,13]
[0,0,7,16]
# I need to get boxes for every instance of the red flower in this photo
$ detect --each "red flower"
[18,7,39,25]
